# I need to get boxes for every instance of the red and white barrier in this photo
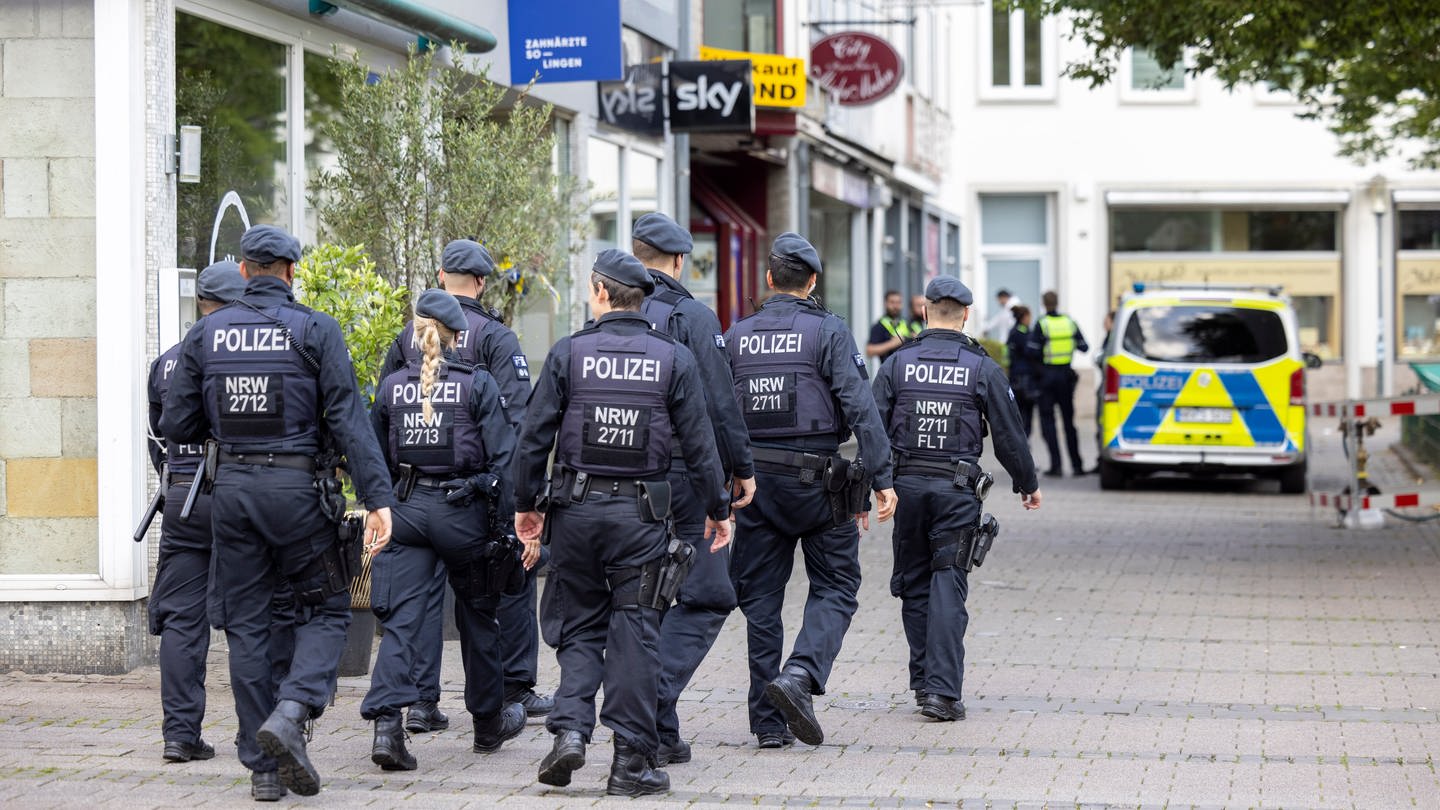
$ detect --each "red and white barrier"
[1310,490,1440,511]
[1308,394,1440,419]
[1306,392,1440,526]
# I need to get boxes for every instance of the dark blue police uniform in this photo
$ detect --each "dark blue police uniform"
[160,226,396,799]
[378,242,542,725]
[363,290,526,767]
[634,214,755,762]
[724,233,894,747]
[873,277,1038,720]
[514,251,729,796]
[1005,322,1038,436]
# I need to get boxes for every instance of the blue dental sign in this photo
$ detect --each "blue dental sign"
[507,0,623,84]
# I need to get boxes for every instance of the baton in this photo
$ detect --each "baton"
[132,488,165,542]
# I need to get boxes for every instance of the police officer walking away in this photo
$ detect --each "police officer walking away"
[873,277,1042,722]
[513,250,732,796]
[144,260,245,764]
[378,239,550,732]
[1026,290,1090,477]
[161,225,395,801]
[725,233,897,749]
[363,289,529,771]
[631,213,756,767]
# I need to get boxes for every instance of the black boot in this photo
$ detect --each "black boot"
[919,693,966,722]
[655,736,691,766]
[536,729,586,787]
[255,699,321,797]
[605,737,669,797]
[763,666,823,745]
[473,702,526,753]
[371,714,417,771]
[250,771,286,802]
[506,687,556,717]
[163,738,215,762]
[404,700,450,733]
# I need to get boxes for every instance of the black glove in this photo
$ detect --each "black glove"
[442,473,501,506]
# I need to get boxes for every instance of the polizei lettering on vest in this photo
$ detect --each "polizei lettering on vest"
[213,327,288,353]
[738,333,803,355]
[903,363,971,386]
[391,381,464,405]
[592,406,641,425]
[580,356,661,381]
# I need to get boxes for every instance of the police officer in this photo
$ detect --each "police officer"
[160,225,395,801]
[513,250,732,796]
[1026,290,1090,477]
[378,239,550,731]
[144,260,245,764]
[631,213,756,766]
[724,232,897,749]
[872,276,1042,721]
[363,289,528,770]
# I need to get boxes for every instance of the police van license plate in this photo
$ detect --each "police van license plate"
[1175,407,1231,424]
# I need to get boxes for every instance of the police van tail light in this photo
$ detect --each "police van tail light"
[1289,368,1305,406]
[1104,364,1120,403]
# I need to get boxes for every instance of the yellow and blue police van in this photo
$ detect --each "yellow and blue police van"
[1098,283,1317,493]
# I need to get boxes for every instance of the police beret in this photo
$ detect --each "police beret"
[441,239,496,277]
[415,288,468,333]
[632,213,693,255]
[925,275,974,307]
[239,224,301,265]
[196,260,245,303]
[592,248,655,295]
[770,232,822,276]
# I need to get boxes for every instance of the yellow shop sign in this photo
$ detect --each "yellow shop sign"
[699,45,806,108]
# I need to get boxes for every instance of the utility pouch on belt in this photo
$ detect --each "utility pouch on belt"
[395,463,418,502]
[638,480,672,523]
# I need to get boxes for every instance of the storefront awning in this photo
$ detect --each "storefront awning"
[1105,190,1352,207]
[322,0,498,52]
[1393,189,1440,205]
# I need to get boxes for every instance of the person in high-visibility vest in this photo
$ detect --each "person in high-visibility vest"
[1025,291,1091,477]
[867,290,922,361]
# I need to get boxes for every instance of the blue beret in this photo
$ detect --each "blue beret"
[196,260,245,303]
[441,239,496,277]
[239,225,301,265]
[770,232,822,276]
[592,248,655,295]
[415,288,468,333]
[925,275,974,307]
[632,213,693,255]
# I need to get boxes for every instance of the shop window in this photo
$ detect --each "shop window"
[1399,295,1440,357]
[983,3,1053,100]
[1291,296,1335,359]
[1248,211,1337,251]
[1398,209,1440,357]
[629,151,660,223]
[303,50,345,244]
[1112,210,1214,252]
[1399,210,1440,251]
[704,0,776,53]
[175,12,290,269]
[588,138,622,255]
[1112,209,1336,252]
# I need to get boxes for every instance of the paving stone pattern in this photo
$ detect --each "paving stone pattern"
[1,423,1438,808]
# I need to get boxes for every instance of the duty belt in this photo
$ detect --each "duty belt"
[555,469,651,502]
[217,451,317,473]
[751,446,831,483]
[169,476,195,488]
[896,457,985,488]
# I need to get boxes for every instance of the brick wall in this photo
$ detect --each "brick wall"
[0,0,99,575]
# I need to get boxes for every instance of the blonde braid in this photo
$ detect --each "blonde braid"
[413,315,457,422]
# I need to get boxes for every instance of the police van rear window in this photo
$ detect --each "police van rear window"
[1122,305,1287,364]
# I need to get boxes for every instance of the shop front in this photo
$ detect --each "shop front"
[1396,204,1440,361]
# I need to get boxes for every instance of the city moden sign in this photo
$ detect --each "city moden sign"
[810,31,903,106]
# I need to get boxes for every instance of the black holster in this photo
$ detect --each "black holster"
[823,456,851,527]
[929,514,1000,573]
[485,534,526,596]
[608,538,694,611]
[292,516,360,606]
[315,473,347,524]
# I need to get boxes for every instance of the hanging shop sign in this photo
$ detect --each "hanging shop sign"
[667,60,755,133]
[809,31,903,106]
[507,0,623,84]
[698,45,806,108]
[596,62,664,134]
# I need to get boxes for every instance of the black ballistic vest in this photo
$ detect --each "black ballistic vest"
[886,337,985,462]
[200,303,319,446]
[397,306,503,370]
[155,343,205,476]
[382,363,487,474]
[557,328,676,477]
[728,307,837,438]
[641,287,686,335]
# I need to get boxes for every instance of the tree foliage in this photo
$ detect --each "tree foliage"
[295,244,409,404]
[312,45,586,321]
[1008,0,1440,167]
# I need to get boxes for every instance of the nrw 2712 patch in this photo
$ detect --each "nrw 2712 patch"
[512,354,530,379]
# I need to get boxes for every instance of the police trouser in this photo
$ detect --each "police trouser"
[730,467,860,735]
[1037,364,1084,472]
[408,555,541,705]
[207,465,351,773]
[362,485,503,723]
[656,465,737,742]
[150,481,213,746]
[540,487,669,754]
[891,474,980,701]
[1012,377,1037,438]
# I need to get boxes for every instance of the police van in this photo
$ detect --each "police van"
[1097,283,1320,492]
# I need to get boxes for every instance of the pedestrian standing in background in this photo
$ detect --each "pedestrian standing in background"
[866,290,921,361]
[1005,305,1038,436]
[1026,290,1091,477]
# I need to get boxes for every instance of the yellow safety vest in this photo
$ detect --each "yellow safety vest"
[1039,314,1077,365]
[880,316,920,340]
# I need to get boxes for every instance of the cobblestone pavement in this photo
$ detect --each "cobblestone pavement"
[3,421,1439,808]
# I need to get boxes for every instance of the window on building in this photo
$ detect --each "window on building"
[979,193,1052,339]
[303,50,345,243]
[1397,209,1440,358]
[983,3,1052,99]
[1400,209,1440,250]
[704,0,776,53]
[1111,209,1337,252]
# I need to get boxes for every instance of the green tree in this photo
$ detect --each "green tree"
[295,244,409,403]
[1008,0,1440,167]
[312,45,586,321]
